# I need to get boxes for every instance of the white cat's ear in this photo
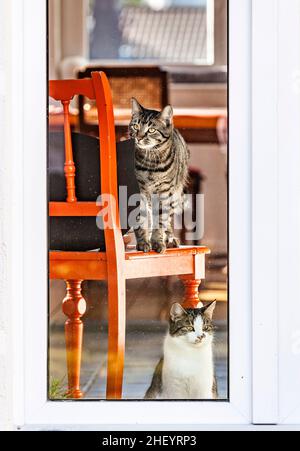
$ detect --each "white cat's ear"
[197,301,204,308]
[131,97,143,115]
[160,105,173,125]
[170,303,186,321]
[203,301,217,320]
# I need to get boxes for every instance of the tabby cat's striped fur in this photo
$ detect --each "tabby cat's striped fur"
[130,98,190,253]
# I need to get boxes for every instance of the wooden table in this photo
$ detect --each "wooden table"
[49,107,227,144]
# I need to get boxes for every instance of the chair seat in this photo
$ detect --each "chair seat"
[125,246,210,279]
[50,245,210,259]
[124,245,210,259]
[49,246,210,281]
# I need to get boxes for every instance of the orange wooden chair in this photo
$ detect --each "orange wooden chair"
[49,71,210,400]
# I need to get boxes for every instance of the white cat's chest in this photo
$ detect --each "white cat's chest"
[162,335,214,399]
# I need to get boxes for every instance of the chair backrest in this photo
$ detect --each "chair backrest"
[49,72,125,263]
[77,65,169,132]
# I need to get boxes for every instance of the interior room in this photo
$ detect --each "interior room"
[48,0,228,400]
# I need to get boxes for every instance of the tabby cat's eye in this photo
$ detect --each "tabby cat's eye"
[149,128,156,133]
[133,124,139,130]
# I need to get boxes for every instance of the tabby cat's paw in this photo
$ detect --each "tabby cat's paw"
[151,241,167,254]
[166,236,180,249]
[137,241,152,253]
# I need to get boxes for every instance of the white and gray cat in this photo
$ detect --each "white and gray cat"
[145,301,218,400]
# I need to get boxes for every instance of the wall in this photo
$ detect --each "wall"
[49,0,88,78]
[214,0,228,66]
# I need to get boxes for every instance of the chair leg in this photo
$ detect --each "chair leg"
[180,276,201,309]
[62,280,87,399]
[106,278,126,400]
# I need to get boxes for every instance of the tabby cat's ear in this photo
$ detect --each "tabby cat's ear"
[170,303,186,321]
[131,97,143,115]
[160,105,173,125]
[203,301,217,320]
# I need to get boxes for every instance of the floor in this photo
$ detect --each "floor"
[49,320,228,400]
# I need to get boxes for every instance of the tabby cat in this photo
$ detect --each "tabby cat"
[145,302,218,400]
[129,98,190,253]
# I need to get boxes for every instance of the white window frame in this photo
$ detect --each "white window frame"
[7,0,300,430]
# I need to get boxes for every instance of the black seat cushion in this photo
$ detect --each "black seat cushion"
[49,132,139,251]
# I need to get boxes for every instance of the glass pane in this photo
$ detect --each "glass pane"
[48,0,228,401]
[88,0,213,64]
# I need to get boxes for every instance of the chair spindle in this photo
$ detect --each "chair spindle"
[62,100,77,203]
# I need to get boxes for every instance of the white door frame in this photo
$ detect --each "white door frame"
[251,0,279,425]
[252,0,300,426]
[5,0,299,429]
